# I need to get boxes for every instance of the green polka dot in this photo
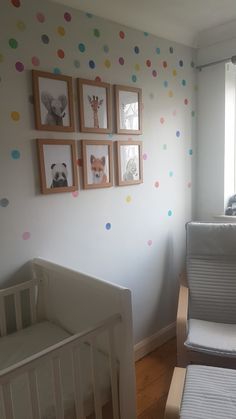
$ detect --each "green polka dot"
[93,28,100,37]
[132,74,137,83]
[78,43,85,52]
[9,38,18,49]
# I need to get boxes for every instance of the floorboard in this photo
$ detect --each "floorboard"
[135,338,176,419]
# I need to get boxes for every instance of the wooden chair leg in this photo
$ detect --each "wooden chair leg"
[164,367,186,419]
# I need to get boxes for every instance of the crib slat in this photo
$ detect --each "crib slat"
[2,382,14,419]
[108,326,119,419]
[90,338,102,419]
[28,369,40,419]
[72,345,85,419]
[52,357,64,419]
[29,286,36,324]
[14,292,22,331]
[0,296,7,336]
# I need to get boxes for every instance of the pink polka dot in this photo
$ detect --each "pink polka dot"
[160,117,165,124]
[95,76,101,82]
[36,12,45,23]
[77,158,83,167]
[72,191,79,197]
[15,61,24,72]
[32,56,40,66]
[143,153,148,160]
[146,59,151,67]
[119,31,125,39]
[119,57,124,65]
[155,181,160,188]
[64,12,72,22]
[147,240,153,247]
[22,231,31,240]
[184,98,188,105]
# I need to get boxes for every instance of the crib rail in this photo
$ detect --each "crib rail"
[0,313,121,419]
[0,279,38,336]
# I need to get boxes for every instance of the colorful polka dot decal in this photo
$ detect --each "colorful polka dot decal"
[78,43,85,52]
[22,232,31,240]
[15,61,24,72]
[11,149,20,159]
[36,12,45,23]
[64,12,72,22]
[41,34,49,44]
[119,31,125,39]
[72,191,79,198]
[154,181,160,188]
[168,210,173,217]
[93,28,100,38]
[126,195,132,203]
[11,111,20,121]
[0,198,9,208]
[105,223,111,230]
[11,0,21,7]
[147,240,153,247]
[17,20,26,31]
[9,38,18,49]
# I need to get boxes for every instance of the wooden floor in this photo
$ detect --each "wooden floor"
[135,338,176,419]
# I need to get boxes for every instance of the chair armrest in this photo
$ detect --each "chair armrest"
[176,273,189,367]
[164,367,186,419]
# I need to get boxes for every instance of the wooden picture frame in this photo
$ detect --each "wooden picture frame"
[116,141,143,186]
[37,139,78,194]
[77,78,112,133]
[82,140,113,189]
[32,70,75,132]
[115,85,142,134]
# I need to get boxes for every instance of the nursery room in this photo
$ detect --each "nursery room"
[1,0,236,418]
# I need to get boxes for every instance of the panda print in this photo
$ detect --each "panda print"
[50,163,68,188]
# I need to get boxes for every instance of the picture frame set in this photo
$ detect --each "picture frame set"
[32,70,143,193]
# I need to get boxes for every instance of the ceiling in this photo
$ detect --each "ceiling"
[50,0,236,47]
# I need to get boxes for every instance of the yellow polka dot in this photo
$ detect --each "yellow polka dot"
[17,20,26,31]
[172,69,177,76]
[11,111,20,121]
[104,59,111,68]
[135,63,140,71]
[126,195,132,203]
[57,26,65,36]
[0,54,4,63]
[168,90,173,98]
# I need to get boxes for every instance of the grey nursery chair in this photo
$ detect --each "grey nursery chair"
[177,222,236,368]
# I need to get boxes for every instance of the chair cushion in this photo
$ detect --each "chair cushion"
[186,222,236,324]
[180,364,236,419]
[185,318,236,357]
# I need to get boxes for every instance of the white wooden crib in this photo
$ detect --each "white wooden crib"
[0,258,136,419]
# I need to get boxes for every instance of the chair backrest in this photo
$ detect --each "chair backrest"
[187,222,236,324]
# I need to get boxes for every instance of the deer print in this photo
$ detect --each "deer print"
[88,95,104,129]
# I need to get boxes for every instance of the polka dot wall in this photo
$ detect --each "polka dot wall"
[0,0,196,342]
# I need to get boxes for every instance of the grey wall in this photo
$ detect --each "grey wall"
[0,0,196,343]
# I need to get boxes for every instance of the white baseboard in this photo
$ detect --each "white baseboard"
[134,322,176,361]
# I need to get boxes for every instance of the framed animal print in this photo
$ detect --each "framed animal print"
[82,140,113,189]
[77,78,112,133]
[115,85,142,134]
[116,141,143,186]
[37,139,78,194]
[32,70,75,132]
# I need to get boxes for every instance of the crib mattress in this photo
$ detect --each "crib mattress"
[0,321,112,419]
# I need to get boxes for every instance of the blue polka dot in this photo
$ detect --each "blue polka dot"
[78,43,86,52]
[179,60,183,67]
[156,47,161,54]
[105,222,111,230]
[53,67,61,74]
[168,210,173,217]
[164,80,168,88]
[74,59,80,68]
[176,130,180,138]
[132,74,137,83]
[103,45,109,53]
[89,60,95,69]
[0,198,9,207]
[189,149,193,155]
[41,34,49,44]
[182,79,186,86]
[86,13,93,18]
[169,171,173,177]
[11,149,20,159]
[144,32,149,37]
[134,46,139,54]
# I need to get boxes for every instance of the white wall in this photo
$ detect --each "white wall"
[0,0,196,343]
